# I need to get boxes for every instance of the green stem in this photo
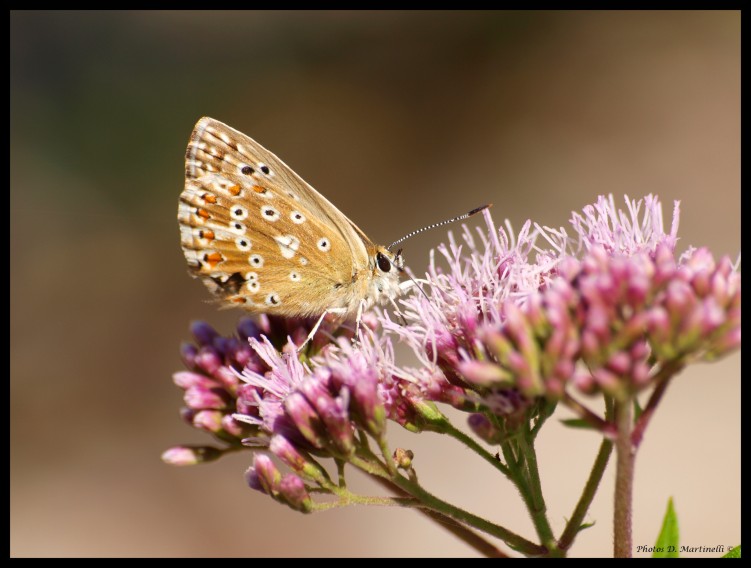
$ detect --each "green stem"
[561,392,615,437]
[312,494,419,511]
[517,432,559,556]
[631,360,683,448]
[499,438,536,526]
[351,452,545,556]
[613,399,634,558]
[371,476,509,558]
[440,420,511,478]
[558,436,613,551]
[530,400,557,438]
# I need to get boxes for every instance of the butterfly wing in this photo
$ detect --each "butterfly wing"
[178,117,372,317]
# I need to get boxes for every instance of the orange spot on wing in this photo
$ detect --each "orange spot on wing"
[228,184,242,196]
[203,252,224,268]
[199,229,215,241]
[201,193,217,204]
[196,208,210,220]
[230,296,247,304]
[252,185,268,194]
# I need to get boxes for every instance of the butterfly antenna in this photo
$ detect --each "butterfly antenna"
[387,204,492,251]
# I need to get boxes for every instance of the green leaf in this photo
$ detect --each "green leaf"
[652,497,679,558]
[559,418,596,430]
[578,521,595,533]
[722,545,741,558]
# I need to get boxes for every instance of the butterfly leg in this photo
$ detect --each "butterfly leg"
[297,307,348,352]
[351,298,367,347]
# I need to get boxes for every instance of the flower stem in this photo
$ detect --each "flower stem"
[558,436,613,551]
[561,392,615,437]
[371,476,509,558]
[631,359,683,448]
[517,432,560,556]
[613,398,634,558]
[440,420,511,478]
[350,452,545,555]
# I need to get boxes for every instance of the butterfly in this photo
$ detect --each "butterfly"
[178,117,489,348]
[178,117,406,347]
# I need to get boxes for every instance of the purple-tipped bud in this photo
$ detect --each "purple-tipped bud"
[183,385,230,410]
[190,321,219,347]
[309,390,355,456]
[284,392,326,449]
[180,342,198,369]
[195,346,222,375]
[468,413,503,444]
[161,445,222,466]
[179,407,196,425]
[606,352,631,376]
[245,466,263,492]
[269,434,308,471]
[458,360,510,387]
[192,409,224,433]
[351,377,387,439]
[279,474,313,513]
[221,414,246,437]
[709,326,741,358]
[253,454,282,495]
[213,366,240,391]
[236,317,261,341]
[173,371,219,389]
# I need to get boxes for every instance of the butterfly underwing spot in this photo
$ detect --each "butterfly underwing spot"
[196,208,211,220]
[300,257,309,266]
[203,251,224,269]
[274,235,301,259]
[247,280,260,293]
[266,293,281,305]
[252,185,272,198]
[200,193,217,204]
[317,238,331,252]
[290,211,305,224]
[261,206,281,222]
[211,272,245,295]
[249,254,264,268]
[229,222,246,235]
[290,272,301,281]
[231,206,249,220]
[235,237,252,251]
[258,163,272,176]
[228,184,242,196]
[197,229,215,241]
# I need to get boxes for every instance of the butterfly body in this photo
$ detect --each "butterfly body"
[178,117,403,324]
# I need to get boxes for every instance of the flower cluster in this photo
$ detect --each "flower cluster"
[162,315,329,465]
[165,194,739,537]
[385,195,740,409]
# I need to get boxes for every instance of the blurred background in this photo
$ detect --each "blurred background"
[11,11,739,558]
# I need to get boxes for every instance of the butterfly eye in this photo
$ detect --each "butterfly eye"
[376,252,391,273]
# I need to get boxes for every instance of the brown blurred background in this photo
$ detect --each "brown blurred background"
[10,11,739,557]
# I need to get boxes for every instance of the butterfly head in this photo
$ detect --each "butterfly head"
[367,246,404,307]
